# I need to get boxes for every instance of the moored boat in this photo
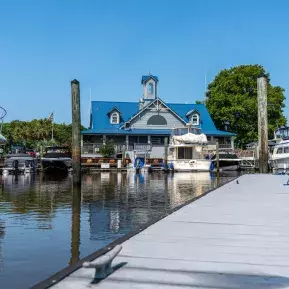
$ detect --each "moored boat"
[269,126,289,171]
[211,152,242,171]
[167,126,211,172]
[41,146,72,173]
[2,154,37,175]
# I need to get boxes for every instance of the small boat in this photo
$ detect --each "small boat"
[210,152,242,171]
[269,126,289,172]
[2,154,37,175]
[167,126,211,172]
[41,146,72,173]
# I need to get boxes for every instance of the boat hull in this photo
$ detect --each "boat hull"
[212,160,241,171]
[41,157,72,173]
[171,159,211,172]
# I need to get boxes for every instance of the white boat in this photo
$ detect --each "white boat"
[168,126,211,172]
[269,126,289,171]
[2,154,37,175]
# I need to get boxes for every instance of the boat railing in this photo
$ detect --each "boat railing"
[207,142,232,149]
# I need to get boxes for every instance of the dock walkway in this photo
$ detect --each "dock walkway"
[52,174,289,288]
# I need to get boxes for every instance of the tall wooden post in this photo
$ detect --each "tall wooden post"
[257,75,268,173]
[216,141,220,172]
[71,79,81,186]
[164,137,168,171]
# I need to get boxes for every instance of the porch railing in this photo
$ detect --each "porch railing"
[133,143,152,151]
[82,143,151,154]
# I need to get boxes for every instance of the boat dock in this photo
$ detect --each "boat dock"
[33,173,289,289]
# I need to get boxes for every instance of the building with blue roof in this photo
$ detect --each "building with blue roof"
[81,75,236,157]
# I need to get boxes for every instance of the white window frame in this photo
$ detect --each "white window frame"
[110,112,119,124]
[191,114,199,125]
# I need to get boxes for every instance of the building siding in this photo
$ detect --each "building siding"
[130,109,185,130]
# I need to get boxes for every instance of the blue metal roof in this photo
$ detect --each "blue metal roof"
[141,75,159,84]
[83,101,236,137]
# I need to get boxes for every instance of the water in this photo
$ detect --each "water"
[0,171,239,289]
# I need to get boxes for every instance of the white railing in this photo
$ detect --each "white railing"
[82,143,146,154]
[134,143,152,151]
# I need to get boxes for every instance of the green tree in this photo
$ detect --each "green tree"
[1,119,86,150]
[99,140,115,158]
[205,64,286,147]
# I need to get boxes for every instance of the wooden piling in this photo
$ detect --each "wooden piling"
[257,75,268,173]
[164,137,168,171]
[216,141,220,172]
[71,79,81,186]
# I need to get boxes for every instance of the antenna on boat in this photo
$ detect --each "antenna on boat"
[0,106,7,134]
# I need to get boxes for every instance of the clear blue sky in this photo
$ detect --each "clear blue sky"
[1,0,289,127]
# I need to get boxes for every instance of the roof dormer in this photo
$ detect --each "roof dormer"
[107,107,121,125]
[186,109,200,126]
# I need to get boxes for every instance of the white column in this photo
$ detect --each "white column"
[103,135,106,144]
[80,134,83,153]
[125,135,129,150]
[231,136,235,150]
[148,135,151,144]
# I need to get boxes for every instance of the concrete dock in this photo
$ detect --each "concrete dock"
[50,174,289,288]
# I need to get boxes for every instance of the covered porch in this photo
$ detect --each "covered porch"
[81,133,235,158]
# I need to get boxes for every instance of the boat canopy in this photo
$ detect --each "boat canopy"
[172,132,207,145]
[274,126,289,140]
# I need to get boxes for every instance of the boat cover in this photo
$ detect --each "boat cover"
[172,133,207,145]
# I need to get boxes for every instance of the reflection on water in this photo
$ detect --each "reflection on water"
[0,171,238,289]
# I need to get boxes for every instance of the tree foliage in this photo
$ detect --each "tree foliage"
[99,140,115,158]
[1,119,85,150]
[205,65,286,147]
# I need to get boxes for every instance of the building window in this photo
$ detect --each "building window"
[110,112,119,124]
[285,147,289,154]
[148,83,154,95]
[147,115,167,125]
[191,114,199,125]
[151,136,165,145]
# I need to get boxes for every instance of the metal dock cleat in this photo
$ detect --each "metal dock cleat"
[82,245,122,280]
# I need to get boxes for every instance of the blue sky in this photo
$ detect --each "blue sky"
[1,0,289,127]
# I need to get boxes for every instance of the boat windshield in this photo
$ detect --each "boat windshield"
[274,127,289,140]
[172,127,202,136]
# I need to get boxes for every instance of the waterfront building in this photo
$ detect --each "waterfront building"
[81,75,236,158]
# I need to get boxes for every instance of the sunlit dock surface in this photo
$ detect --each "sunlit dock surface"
[50,174,289,289]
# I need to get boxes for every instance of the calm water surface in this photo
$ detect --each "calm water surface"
[0,171,238,289]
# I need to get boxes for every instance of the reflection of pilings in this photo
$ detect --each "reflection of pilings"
[69,188,81,265]
[164,173,168,212]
